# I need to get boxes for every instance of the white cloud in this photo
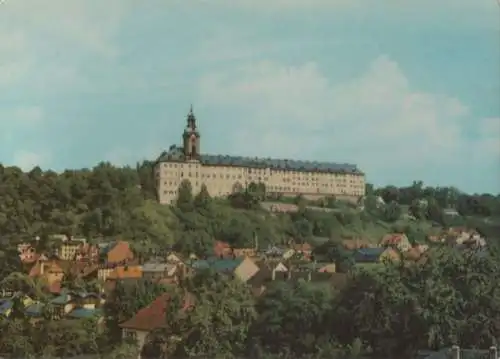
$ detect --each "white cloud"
[198,55,494,176]
[12,151,51,171]
[0,0,130,57]
[0,0,133,89]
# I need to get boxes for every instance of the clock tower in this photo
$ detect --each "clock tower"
[182,105,201,160]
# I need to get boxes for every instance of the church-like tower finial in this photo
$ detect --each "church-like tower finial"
[183,104,200,159]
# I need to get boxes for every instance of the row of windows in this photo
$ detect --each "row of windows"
[161,179,364,191]
[160,164,363,181]
[161,171,364,186]
[162,184,363,197]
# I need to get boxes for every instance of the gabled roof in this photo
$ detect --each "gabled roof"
[0,299,13,315]
[354,247,387,262]
[119,293,170,331]
[68,307,102,319]
[142,262,172,273]
[25,302,44,317]
[50,293,72,305]
[190,258,243,272]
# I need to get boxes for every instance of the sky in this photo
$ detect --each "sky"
[0,0,499,194]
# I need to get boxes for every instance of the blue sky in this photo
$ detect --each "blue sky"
[0,0,499,194]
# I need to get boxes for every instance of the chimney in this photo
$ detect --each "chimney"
[451,345,460,359]
[287,269,292,280]
[40,262,44,275]
[307,271,312,282]
[490,346,497,359]
[271,268,276,281]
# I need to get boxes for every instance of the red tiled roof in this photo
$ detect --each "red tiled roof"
[107,240,134,264]
[119,293,193,331]
[119,293,169,331]
[213,241,231,257]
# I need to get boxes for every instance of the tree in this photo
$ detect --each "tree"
[334,247,500,358]
[176,180,194,212]
[312,240,354,273]
[167,269,256,358]
[250,280,335,357]
[193,184,212,210]
[104,279,168,345]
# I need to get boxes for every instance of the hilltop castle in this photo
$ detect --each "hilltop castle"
[155,107,365,204]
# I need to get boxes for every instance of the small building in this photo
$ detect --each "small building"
[380,233,411,252]
[119,293,192,357]
[232,248,257,258]
[100,240,134,265]
[353,247,400,263]
[189,257,259,282]
[28,259,65,286]
[142,262,178,282]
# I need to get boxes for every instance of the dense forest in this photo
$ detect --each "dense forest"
[0,162,500,358]
[0,162,498,254]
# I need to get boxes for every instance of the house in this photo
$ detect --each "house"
[282,248,296,260]
[254,261,288,277]
[107,265,143,280]
[248,264,339,295]
[142,262,178,282]
[0,298,13,317]
[58,240,86,260]
[342,238,375,250]
[189,257,259,282]
[212,241,232,258]
[402,247,422,261]
[166,252,184,263]
[353,247,400,263]
[318,263,337,273]
[29,258,65,286]
[67,307,103,324]
[0,295,34,317]
[68,261,99,280]
[103,265,143,294]
[232,248,257,258]
[18,245,40,264]
[100,240,134,264]
[49,290,78,317]
[292,243,312,259]
[263,245,286,258]
[74,243,99,262]
[380,233,411,252]
[119,293,193,357]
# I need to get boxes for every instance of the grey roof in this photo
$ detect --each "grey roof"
[157,145,363,174]
[353,247,386,263]
[142,262,173,272]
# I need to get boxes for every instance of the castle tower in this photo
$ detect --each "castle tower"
[182,105,200,160]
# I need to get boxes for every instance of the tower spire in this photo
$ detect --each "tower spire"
[189,104,193,115]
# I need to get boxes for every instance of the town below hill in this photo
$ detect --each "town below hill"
[0,162,499,359]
